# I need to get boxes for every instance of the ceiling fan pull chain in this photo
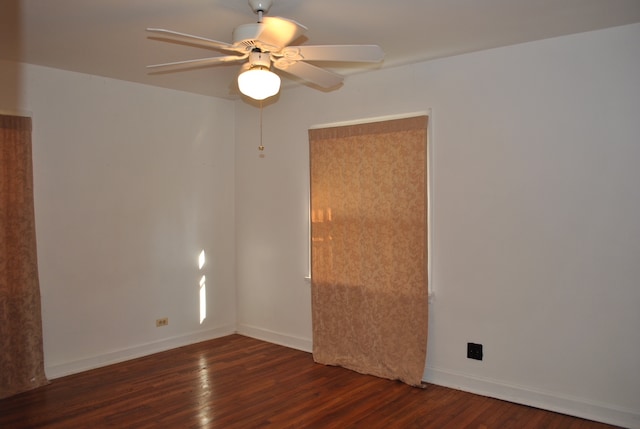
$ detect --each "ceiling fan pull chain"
[258,100,265,152]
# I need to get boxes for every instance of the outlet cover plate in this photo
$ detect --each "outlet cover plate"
[467,342,483,360]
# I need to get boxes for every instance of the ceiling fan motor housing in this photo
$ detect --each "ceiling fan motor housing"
[233,23,265,49]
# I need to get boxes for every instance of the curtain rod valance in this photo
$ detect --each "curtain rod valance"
[309,115,427,141]
[0,109,33,118]
[0,114,32,131]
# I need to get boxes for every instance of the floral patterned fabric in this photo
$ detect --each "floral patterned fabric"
[309,116,429,387]
[0,115,48,399]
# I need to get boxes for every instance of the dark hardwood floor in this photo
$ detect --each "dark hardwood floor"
[0,334,620,428]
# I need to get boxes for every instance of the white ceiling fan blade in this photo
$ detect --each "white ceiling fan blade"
[147,28,244,54]
[258,17,307,50]
[281,45,384,63]
[274,60,343,89]
[147,55,247,72]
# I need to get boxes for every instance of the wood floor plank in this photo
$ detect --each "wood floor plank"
[0,334,621,428]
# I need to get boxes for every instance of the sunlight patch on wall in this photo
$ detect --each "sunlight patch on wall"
[199,275,207,324]
[198,250,207,324]
[199,249,206,270]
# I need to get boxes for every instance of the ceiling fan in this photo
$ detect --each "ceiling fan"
[147,0,384,100]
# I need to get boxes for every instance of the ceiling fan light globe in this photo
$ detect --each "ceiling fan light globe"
[238,67,281,100]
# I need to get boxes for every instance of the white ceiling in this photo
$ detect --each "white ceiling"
[2,0,640,100]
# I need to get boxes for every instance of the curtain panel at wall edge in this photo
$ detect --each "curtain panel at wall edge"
[0,114,48,399]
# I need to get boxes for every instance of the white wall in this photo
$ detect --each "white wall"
[1,61,237,377]
[234,24,640,427]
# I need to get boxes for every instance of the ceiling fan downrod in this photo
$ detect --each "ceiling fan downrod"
[249,0,273,22]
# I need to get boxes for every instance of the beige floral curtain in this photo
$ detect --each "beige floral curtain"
[0,114,48,399]
[309,115,429,387]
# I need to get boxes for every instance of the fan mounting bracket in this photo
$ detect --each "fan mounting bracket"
[248,0,273,15]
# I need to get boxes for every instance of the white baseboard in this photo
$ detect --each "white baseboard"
[45,324,236,379]
[424,366,640,429]
[236,324,313,353]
